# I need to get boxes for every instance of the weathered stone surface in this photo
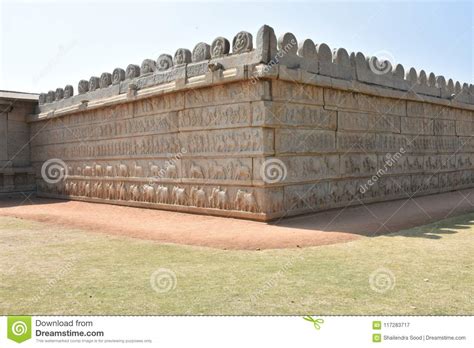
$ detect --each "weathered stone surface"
[126,64,140,79]
[38,93,46,105]
[338,111,400,133]
[184,81,264,107]
[64,85,74,98]
[46,90,55,103]
[276,129,335,154]
[325,88,406,115]
[174,49,191,65]
[192,42,211,62]
[55,88,64,101]
[181,157,253,182]
[112,68,126,84]
[180,128,274,156]
[256,25,277,63]
[232,31,253,53]
[141,59,156,74]
[211,37,230,58]
[401,117,434,135]
[179,103,251,130]
[272,80,324,105]
[89,76,100,91]
[253,101,336,129]
[157,54,173,71]
[0,95,36,193]
[340,154,377,177]
[337,132,377,152]
[100,73,112,88]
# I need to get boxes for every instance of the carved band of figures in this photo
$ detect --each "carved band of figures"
[38,180,261,214]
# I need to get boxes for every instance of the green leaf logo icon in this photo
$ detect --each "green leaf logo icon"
[7,316,32,343]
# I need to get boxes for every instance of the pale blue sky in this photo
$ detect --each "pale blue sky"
[1,0,472,93]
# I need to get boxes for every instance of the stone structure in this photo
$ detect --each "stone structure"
[0,91,37,195]
[9,25,474,220]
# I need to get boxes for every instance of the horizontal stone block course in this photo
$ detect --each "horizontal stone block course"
[401,116,434,135]
[272,80,324,105]
[32,127,273,161]
[433,119,456,136]
[181,157,253,183]
[181,128,274,156]
[337,132,377,152]
[276,129,335,154]
[184,81,267,108]
[179,103,251,131]
[455,120,474,136]
[325,88,406,116]
[340,154,377,177]
[338,111,400,133]
[37,180,284,217]
[254,155,339,184]
[252,101,336,129]
[31,112,178,147]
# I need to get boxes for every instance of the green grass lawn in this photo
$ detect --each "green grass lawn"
[0,214,472,315]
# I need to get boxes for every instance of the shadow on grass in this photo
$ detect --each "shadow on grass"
[390,215,474,240]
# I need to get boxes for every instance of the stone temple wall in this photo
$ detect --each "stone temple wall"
[29,25,474,220]
[0,92,37,195]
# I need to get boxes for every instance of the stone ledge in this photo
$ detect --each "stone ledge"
[29,66,474,124]
[37,192,274,222]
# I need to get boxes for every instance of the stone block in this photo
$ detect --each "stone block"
[276,129,335,154]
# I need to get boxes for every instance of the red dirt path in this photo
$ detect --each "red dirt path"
[1,189,474,250]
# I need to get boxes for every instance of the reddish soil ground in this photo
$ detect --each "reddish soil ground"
[1,189,473,250]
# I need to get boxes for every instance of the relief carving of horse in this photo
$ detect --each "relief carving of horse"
[210,187,229,209]
[191,186,206,207]
[172,186,187,205]
[235,189,258,212]
[118,164,128,177]
[156,185,169,204]
[130,185,141,201]
[143,184,155,203]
